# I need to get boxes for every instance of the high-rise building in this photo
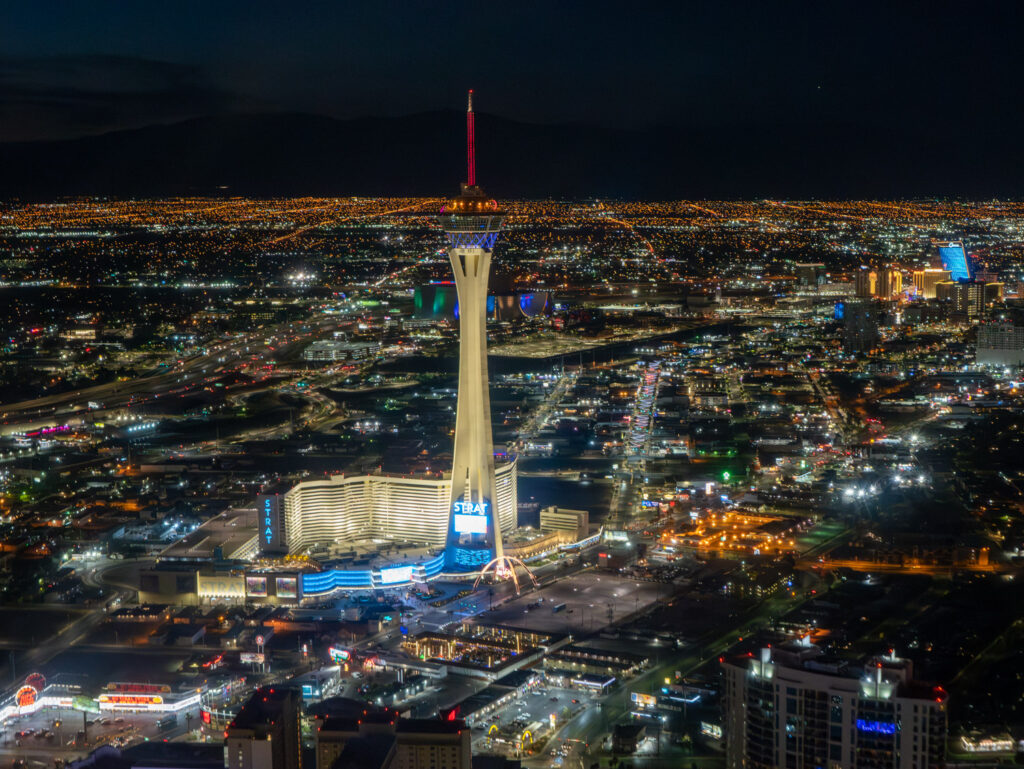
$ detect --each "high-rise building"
[842,301,880,353]
[912,268,951,299]
[977,321,1024,366]
[854,267,876,298]
[437,91,530,590]
[226,687,302,769]
[936,240,971,281]
[984,282,1005,303]
[795,263,826,288]
[281,466,517,552]
[936,280,985,319]
[876,268,902,298]
[722,641,947,769]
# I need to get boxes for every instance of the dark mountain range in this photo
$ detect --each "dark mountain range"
[0,111,1018,200]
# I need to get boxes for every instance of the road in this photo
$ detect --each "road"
[0,557,152,685]
[0,317,341,435]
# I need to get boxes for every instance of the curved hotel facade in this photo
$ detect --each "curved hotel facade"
[282,460,517,553]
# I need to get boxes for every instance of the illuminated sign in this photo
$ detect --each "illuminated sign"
[106,683,171,694]
[631,692,656,708]
[246,576,268,596]
[453,499,489,534]
[856,719,897,735]
[240,653,265,664]
[257,494,284,553]
[275,577,297,598]
[700,722,722,739]
[99,694,164,706]
[197,574,245,599]
[454,501,489,516]
[15,686,37,708]
[453,514,488,534]
[960,735,1014,753]
[328,646,351,663]
[379,565,413,585]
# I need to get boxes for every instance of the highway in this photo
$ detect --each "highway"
[0,317,342,435]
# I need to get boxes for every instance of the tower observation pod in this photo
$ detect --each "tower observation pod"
[439,90,537,593]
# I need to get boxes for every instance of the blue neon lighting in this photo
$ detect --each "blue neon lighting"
[938,242,971,281]
[447,231,500,250]
[301,569,373,594]
[856,719,897,735]
[452,547,491,567]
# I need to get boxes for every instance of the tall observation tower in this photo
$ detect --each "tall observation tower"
[440,91,536,592]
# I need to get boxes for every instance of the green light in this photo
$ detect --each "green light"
[722,471,731,482]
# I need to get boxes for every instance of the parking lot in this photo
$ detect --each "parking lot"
[479,572,670,635]
[471,685,586,754]
[0,706,202,766]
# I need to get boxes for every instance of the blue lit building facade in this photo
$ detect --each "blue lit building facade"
[937,241,971,282]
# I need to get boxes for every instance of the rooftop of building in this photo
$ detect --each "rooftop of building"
[159,506,258,561]
[229,686,299,731]
[331,733,396,769]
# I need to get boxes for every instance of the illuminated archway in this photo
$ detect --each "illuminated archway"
[474,555,538,594]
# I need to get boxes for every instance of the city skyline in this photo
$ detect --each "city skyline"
[2,5,1024,769]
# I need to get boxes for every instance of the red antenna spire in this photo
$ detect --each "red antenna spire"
[466,89,476,187]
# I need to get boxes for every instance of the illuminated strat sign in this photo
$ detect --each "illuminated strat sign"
[453,500,489,534]
[856,719,897,735]
[257,494,283,553]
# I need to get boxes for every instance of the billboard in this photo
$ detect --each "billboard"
[106,683,170,694]
[246,576,267,597]
[452,500,489,534]
[937,241,971,281]
[379,565,413,585]
[275,577,298,598]
[240,653,265,664]
[99,694,164,706]
[453,514,488,534]
[631,691,657,708]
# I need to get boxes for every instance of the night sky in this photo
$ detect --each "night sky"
[1,1,1021,142]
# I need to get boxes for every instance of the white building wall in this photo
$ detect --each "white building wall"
[282,459,517,552]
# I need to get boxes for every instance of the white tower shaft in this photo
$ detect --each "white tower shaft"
[448,243,503,559]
